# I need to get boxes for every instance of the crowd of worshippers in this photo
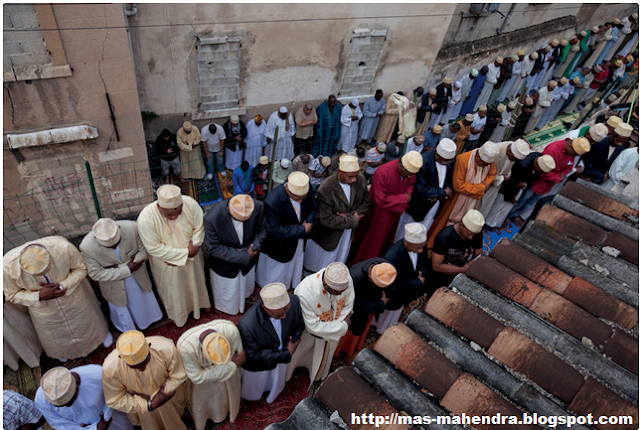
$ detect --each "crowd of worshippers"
[4,14,639,430]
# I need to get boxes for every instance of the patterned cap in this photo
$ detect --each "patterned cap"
[607,116,622,127]
[536,154,556,173]
[182,121,192,132]
[497,103,506,113]
[19,244,50,276]
[259,155,269,165]
[401,151,423,174]
[230,115,239,124]
[588,123,608,142]
[41,367,76,406]
[116,330,150,366]
[157,184,183,209]
[511,139,531,160]
[615,123,633,138]
[261,282,290,309]
[287,172,310,196]
[465,113,474,122]
[339,155,360,172]
[202,331,231,365]
[229,195,255,221]
[531,52,539,60]
[551,39,559,47]
[478,142,499,163]
[572,137,591,155]
[508,100,517,110]
[517,50,525,56]
[371,263,397,288]
[443,77,452,85]
[321,156,332,167]
[478,105,487,112]
[432,125,443,134]
[377,143,387,153]
[405,223,427,244]
[548,80,558,88]
[462,209,484,233]
[93,218,121,247]
[495,56,504,64]
[324,262,350,292]
[436,138,457,160]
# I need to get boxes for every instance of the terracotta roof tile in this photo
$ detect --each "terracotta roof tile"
[536,205,607,246]
[602,231,639,266]
[602,330,639,375]
[568,378,639,430]
[560,181,639,222]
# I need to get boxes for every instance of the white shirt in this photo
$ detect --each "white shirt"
[408,251,418,270]
[201,124,226,152]
[486,63,501,84]
[469,113,487,140]
[436,162,447,188]
[339,182,351,203]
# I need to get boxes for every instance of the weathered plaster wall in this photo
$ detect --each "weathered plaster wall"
[3,4,151,250]
[129,3,456,138]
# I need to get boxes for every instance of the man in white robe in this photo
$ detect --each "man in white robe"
[245,115,267,167]
[205,194,265,315]
[35,365,132,430]
[3,301,42,371]
[338,99,363,153]
[177,320,244,428]
[286,262,355,384]
[358,90,386,144]
[137,185,210,328]
[603,147,639,189]
[3,237,111,362]
[256,172,317,290]
[265,107,296,162]
[510,51,538,99]
[80,218,162,333]
[525,80,556,134]
[475,57,502,110]
[238,283,305,403]
[499,52,523,101]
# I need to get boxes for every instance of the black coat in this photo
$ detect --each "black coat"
[500,152,542,202]
[582,137,626,184]
[261,183,318,263]
[433,83,451,115]
[349,257,392,335]
[406,150,454,222]
[382,240,430,308]
[237,295,305,371]
[223,120,248,152]
[204,198,267,278]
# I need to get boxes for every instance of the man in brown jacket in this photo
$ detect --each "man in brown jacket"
[304,155,371,272]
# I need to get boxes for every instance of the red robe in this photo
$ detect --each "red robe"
[351,160,416,264]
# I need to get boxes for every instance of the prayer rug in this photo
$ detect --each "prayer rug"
[482,221,521,255]
[524,112,579,148]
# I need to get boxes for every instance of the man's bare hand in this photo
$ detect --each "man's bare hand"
[128,390,150,400]
[354,211,365,222]
[127,258,143,273]
[38,283,65,301]
[247,243,258,259]
[231,350,246,367]
[97,412,112,430]
[286,336,301,355]
[187,240,199,258]
[150,384,176,410]
[302,221,313,234]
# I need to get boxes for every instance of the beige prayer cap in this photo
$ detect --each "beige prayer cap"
[517,50,525,56]
[536,154,556,173]
[41,367,77,406]
[201,332,231,365]
[580,30,588,37]
[607,94,618,103]
[321,156,332,167]
[436,139,457,160]
[377,143,387,153]
[401,151,423,174]
[324,262,351,292]
[615,123,633,138]
[93,218,121,247]
[592,26,599,33]
[626,54,634,63]
[559,77,568,85]
[404,222,427,244]
[544,45,553,52]
[182,121,192,132]
[511,139,531,160]
[117,330,150,366]
[462,209,485,234]
[607,116,623,128]
[551,39,559,47]
[572,137,591,155]
[230,115,239,124]
[19,244,51,276]
[613,18,622,25]
[443,77,453,85]
[478,105,487,112]
[588,123,608,142]
[259,155,269,165]
[572,76,581,85]
[531,52,539,60]
[229,194,254,221]
[465,113,474,122]
[157,184,183,209]
[287,172,310,196]
[371,263,397,288]
[548,80,558,89]
[432,125,442,134]
[261,282,290,309]
[561,39,568,46]
[633,13,639,20]
[508,100,517,110]
[511,54,519,62]
[397,135,407,144]
[339,155,360,172]
[525,96,534,106]
[495,56,504,64]
[428,87,437,96]
[497,103,506,113]
[478,142,499,163]
[613,58,623,67]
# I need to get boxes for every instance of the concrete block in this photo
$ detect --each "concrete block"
[568,378,638,430]
[3,41,24,55]
[10,11,40,28]
[4,13,14,29]
[570,242,638,289]
[21,39,47,54]
[515,220,577,264]
[9,52,50,67]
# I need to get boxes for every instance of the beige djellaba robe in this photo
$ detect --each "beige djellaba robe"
[285,268,354,383]
[3,301,43,370]
[3,236,109,360]
[137,196,211,327]
[177,126,206,179]
[102,336,188,430]
[177,320,243,429]
[478,141,517,217]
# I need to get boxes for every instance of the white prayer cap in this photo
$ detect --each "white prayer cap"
[588,123,608,142]
[19,243,50,276]
[525,97,534,106]
[508,100,517,110]
[401,150,423,174]
[41,367,76,406]
[428,88,437,96]
[432,125,442,135]
[511,139,531,160]
[259,156,269,165]
[613,58,623,67]
[478,142,499,163]
[261,282,290,309]
[548,80,558,89]
[531,52,539,60]
[230,115,239,124]
[572,137,591,155]
[495,56,504,64]
[157,184,183,209]
[117,330,150,366]
[517,50,525,56]
[371,263,397,288]
[633,13,639,20]
[559,77,568,85]
[454,80,462,89]
[229,194,255,221]
[551,39,559,47]
[580,30,588,37]
[497,103,506,113]
[339,155,360,172]
[544,45,552,52]
[465,113,474,122]
[607,116,622,128]
[511,54,519,62]
[462,209,484,234]
[324,262,351,292]
[280,158,291,168]
[287,172,309,196]
[321,156,332,167]
[443,77,452,84]
[202,332,231,365]
[572,77,581,85]
[615,123,633,138]
[279,106,288,114]
[436,138,457,160]
[560,39,568,46]
[478,105,487,112]
[404,223,427,244]
[377,143,387,153]
[536,154,556,173]
[470,68,479,77]
[182,121,193,132]
[591,26,599,33]
[93,218,121,247]
[351,98,359,106]
[613,18,622,25]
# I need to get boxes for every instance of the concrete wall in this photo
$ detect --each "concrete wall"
[127,3,456,138]
[3,4,151,250]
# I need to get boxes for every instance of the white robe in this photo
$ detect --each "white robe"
[286,268,355,383]
[475,63,501,110]
[338,104,363,152]
[358,96,386,142]
[3,301,42,371]
[603,148,639,189]
[264,112,296,162]
[479,141,516,217]
[35,365,133,430]
[245,119,267,167]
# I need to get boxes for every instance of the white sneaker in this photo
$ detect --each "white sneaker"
[205,173,213,180]
[58,358,68,363]
[103,332,114,348]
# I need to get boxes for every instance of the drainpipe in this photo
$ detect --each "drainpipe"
[497,3,516,35]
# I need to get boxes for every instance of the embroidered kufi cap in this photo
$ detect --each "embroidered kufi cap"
[436,139,456,160]
[443,77,452,84]
[401,151,423,174]
[478,105,487,112]
[462,209,485,233]
[615,123,633,138]
[117,330,150,366]
[607,116,622,127]
[157,184,183,209]
[259,156,269,165]
[580,30,588,37]
[589,123,608,142]
[572,137,591,155]
[324,262,350,292]
[508,100,517,110]
[93,218,121,247]
[470,68,479,77]
[531,52,539,60]
[41,367,76,406]
[551,39,559,47]
[339,155,360,172]
[428,88,437,96]
[465,113,474,122]
[371,263,397,288]
[517,50,525,56]
[478,142,499,163]
[497,103,506,113]
[377,143,387,153]
[432,125,442,135]
[230,115,239,124]
[261,282,290,309]
[229,195,254,221]
[321,156,332,167]
[572,77,581,85]
[19,244,50,276]
[592,26,600,33]
[525,96,534,106]
[280,158,291,169]
[202,332,231,365]
[287,172,310,196]
[511,139,531,160]
[182,121,192,132]
[495,56,504,64]
[404,223,427,244]
[560,77,568,85]
[511,54,519,62]
[548,80,558,89]
[537,154,556,173]
[561,39,568,46]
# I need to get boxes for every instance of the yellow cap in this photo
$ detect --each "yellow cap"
[229,195,255,221]
[41,367,76,406]
[371,263,397,288]
[572,137,591,155]
[202,332,231,365]
[117,330,150,366]
[401,151,423,174]
[19,244,50,276]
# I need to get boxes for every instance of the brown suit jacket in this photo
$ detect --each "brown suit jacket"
[310,172,371,251]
